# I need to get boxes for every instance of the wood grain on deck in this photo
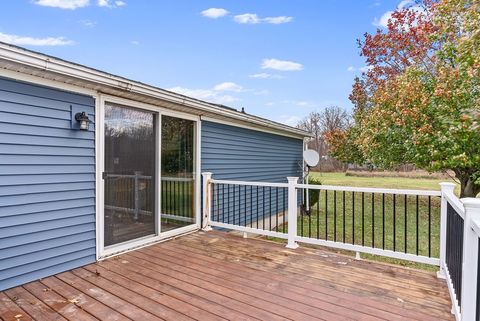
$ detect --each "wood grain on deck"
[0,230,453,321]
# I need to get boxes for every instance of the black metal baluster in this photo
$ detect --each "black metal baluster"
[316,190,320,239]
[181,181,185,218]
[372,193,375,248]
[301,189,304,237]
[416,195,419,256]
[222,184,225,223]
[276,188,279,232]
[238,185,242,226]
[404,194,407,253]
[233,185,236,225]
[393,194,396,252]
[361,192,365,246]
[269,187,272,231]
[173,180,177,215]
[169,180,172,213]
[325,190,328,240]
[250,185,253,229]
[263,186,266,230]
[256,186,260,229]
[283,188,286,233]
[244,185,247,227]
[343,191,346,243]
[308,191,312,238]
[212,183,216,221]
[334,191,337,242]
[382,193,385,250]
[428,196,432,257]
[352,191,355,245]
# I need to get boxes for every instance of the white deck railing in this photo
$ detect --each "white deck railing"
[201,172,480,321]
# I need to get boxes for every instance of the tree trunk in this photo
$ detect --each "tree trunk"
[457,173,480,198]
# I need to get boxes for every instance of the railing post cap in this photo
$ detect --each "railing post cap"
[439,182,456,191]
[461,198,480,210]
[287,177,299,183]
[202,172,213,176]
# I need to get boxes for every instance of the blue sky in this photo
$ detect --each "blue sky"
[2,0,403,126]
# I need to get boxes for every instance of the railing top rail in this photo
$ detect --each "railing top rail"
[294,183,442,197]
[105,174,193,182]
[161,177,194,182]
[106,173,152,179]
[210,179,289,188]
[443,190,465,219]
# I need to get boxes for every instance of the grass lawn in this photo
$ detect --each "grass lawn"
[310,172,458,192]
[274,172,459,271]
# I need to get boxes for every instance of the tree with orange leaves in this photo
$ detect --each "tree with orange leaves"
[328,0,480,197]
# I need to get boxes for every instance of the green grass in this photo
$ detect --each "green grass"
[310,172,458,192]
[273,172,459,271]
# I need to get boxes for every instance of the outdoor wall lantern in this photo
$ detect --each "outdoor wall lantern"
[75,112,90,130]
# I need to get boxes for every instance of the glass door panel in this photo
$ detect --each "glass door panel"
[104,103,157,246]
[161,115,195,232]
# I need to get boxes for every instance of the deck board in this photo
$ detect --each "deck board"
[0,230,453,321]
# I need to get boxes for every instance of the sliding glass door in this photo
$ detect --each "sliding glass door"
[102,103,197,250]
[161,115,196,232]
[104,104,157,246]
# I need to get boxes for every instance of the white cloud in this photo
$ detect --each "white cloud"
[234,13,293,25]
[373,10,394,28]
[131,40,140,45]
[359,65,373,73]
[263,16,293,24]
[373,0,422,28]
[213,82,244,92]
[168,86,239,105]
[201,8,228,19]
[398,0,414,9]
[234,13,261,24]
[261,58,303,71]
[276,115,302,127]
[97,0,125,8]
[249,73,284,79]
[0,32,74,46]
[347,65,372,73]
[33,0,89,9]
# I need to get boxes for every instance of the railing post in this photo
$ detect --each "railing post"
[460,198,480,321]
[202,172,213,231]
[286,177,299,249]
[438,182,456,279]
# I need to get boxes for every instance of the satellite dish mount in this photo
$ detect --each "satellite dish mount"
[301,149,320,216]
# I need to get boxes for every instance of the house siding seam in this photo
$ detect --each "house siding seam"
[0,76,96,291]
[201,121,303,226]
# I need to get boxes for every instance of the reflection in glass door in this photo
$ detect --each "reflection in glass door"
[104,104,157,246]
[161,115,196,232]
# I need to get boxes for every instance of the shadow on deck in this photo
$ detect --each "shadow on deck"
[0,230,453,321]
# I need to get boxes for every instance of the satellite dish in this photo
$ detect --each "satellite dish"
[303,149,319,167]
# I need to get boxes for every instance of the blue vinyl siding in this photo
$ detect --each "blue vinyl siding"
[0,77,96,291]
[201,121,303,226]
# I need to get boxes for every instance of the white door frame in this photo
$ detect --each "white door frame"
[96,94,201,259]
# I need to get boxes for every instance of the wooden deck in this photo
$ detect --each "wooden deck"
[0,230,453,321]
